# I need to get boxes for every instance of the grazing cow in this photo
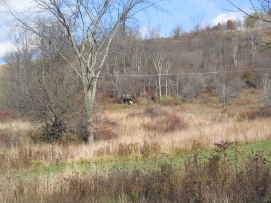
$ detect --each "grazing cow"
[245,80,257,89]
[121,94,135,105]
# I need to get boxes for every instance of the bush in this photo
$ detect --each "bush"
[143,113,187,133]
[0,111,13,122]
[143,106,166,118]
[39,116,67,143]
[93,118,118,141]
[238,106,271,121]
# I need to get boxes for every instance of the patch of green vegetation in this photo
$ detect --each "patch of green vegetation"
[159,96,183,105]
[240,140,271,156]
[17,154,184,178]
[16,140,271,179]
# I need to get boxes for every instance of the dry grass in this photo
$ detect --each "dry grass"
[0,120,37,147]
[2,149,271,203]
[2,102,271,161]
[143,112,187,133]
[2,93,271,202]
[93,117,118,141]
[237,106,271,121]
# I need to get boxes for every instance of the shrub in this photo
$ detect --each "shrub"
[256,106,271,118]
[39,116,67,143]
[144,113,187,133]
[93,118,118,141]
[238,106,271,121]
[143,106,166,118]
[94,126,118,141]
[238,109,259,121]
[0,112,13,122]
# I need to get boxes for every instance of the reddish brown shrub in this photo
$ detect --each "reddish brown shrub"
[238,106,271,121]
[257,106,271,118]
[127,106,166,119]
[144,113,187,133]
[94,118,118,141]
[0,112,13,122]
[143,106,166,118]
[238,110,258,121]
[94,126,118,141]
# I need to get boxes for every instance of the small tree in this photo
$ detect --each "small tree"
[226,20,237,30]
[4,0,160,141]
[171,25,182,39]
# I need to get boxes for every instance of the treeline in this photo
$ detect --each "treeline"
[1,21,271,118]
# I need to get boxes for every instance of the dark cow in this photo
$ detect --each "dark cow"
[121,94,135,105]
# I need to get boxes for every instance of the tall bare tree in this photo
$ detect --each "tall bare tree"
[152,52,170,98]
[3,0,160,140]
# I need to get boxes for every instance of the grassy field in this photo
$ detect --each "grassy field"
[1,89,271,202]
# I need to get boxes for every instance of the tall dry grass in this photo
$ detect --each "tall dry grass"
[1,105,271,164]
[2,103,271,202]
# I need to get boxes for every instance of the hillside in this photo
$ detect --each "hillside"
[2,25,271,203]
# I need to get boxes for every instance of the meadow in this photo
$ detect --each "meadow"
[1,89,271,202]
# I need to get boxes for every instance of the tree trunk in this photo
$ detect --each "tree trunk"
[83,76,98,143]
[158,74,162,98]
[165,75,168,96]
[176,76,179,97]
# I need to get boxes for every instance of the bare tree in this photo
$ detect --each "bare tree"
[2,29,35,113]
[4,0,160,141]
[171,25,183,39]
[152,52,171,98]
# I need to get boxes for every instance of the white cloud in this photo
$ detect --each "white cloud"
[139,26,161,39]
[139,27,150,38]
[211,12,244,26]
[1,0,35,11]
[0,0,36,60]
[0,0,36,25]
[0,42,16,58]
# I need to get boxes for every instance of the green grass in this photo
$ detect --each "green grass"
[241,140,271,152]
[17,155,183,178]
[16,140,271,179]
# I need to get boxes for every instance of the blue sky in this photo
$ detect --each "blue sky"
[138,0,251,36]
[0,0,254,63]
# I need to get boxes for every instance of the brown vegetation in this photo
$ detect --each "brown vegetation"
[238,106,271,121]
[143,112,187,133]
[2,148,271,203]
[94,117,118,141]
